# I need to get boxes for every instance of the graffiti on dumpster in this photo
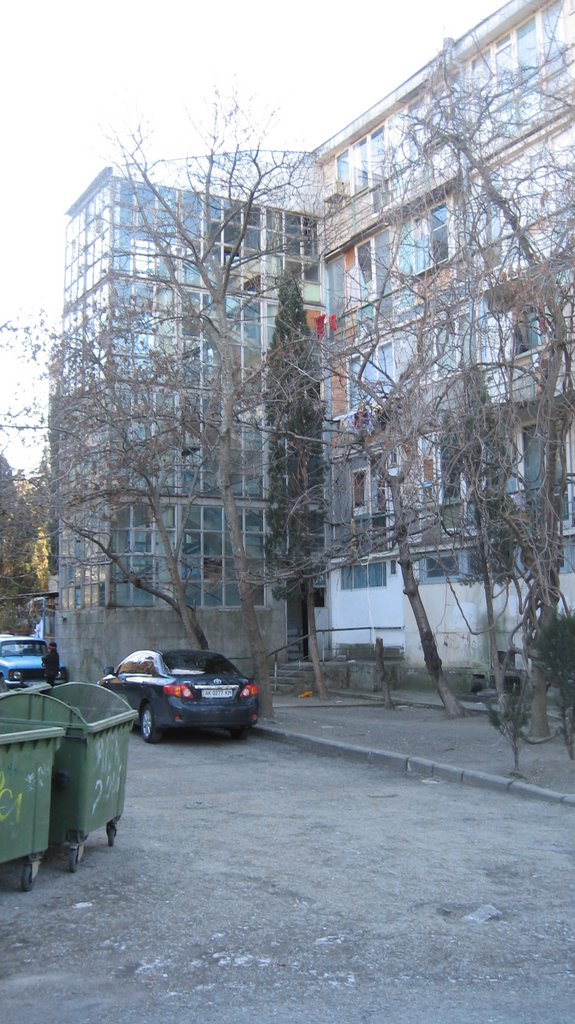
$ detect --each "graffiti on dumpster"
[90,730,126,816]
[0,771,23,824]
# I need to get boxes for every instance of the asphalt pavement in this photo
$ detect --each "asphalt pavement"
[256,687,575,804]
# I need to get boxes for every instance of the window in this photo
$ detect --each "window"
[357,242,373,300]
[336,150,350,185]
[475,8,565,126]
[371,343,394,393]
[349,356,362,410]
[421,553,460,582]
[245,208,261,251]
[431,324,457,375]
[478,188,503,251]
[476,296,513,363]
[543,1,564,74]
[182,505,264,606]
[517,18,538,79]
[327,257,345,318]
[338,128,390,198]
[495,34,513,88]
[522,425,568,520]
[440,442,462,503]
[285,213,301,256]
[349,342,393,410]
[353,139,369,192]
[430,205,448,264]
[401,204,449,274]
[374,230,392,314]
[370,128,386,182]
[353,469,367,510]
[341,561,387,590]
[514,309,544,353]
[471,53,491,89]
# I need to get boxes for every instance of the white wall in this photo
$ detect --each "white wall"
[327,564,405,654]
[328,563,575,671]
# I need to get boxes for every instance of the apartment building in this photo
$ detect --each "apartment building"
[57,0,575,685]
[58,161,322,677]
[315,0,575,677]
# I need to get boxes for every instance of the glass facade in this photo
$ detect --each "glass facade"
[61,170,320,612]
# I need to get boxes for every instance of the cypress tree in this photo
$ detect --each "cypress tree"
[265,275,328,695]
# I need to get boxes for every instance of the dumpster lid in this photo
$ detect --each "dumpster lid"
[49,683,137,727]
[0,685,136,731]
[0,720,65,745]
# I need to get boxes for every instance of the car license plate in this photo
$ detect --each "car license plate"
[203,687,233,698]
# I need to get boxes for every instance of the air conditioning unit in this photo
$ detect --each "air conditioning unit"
[325,179,350,203]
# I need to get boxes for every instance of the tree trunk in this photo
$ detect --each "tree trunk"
[375,637,394,709]
[401,555,466,716]
[387,473,467,718]
[185,605,209,650]
[305,578,328,698]
[529,661,551,740]
[149,490,209,648]
[218,330,273,719]
[475,512,505,700]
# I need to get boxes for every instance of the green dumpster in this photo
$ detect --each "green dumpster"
[0,684,137,872]
[0,720,65,890]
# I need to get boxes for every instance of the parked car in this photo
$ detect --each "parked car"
[0,635,68,689]
[97,648,260,743]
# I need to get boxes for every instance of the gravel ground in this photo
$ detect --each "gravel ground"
[1,727,574,1024]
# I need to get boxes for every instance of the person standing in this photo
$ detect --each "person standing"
[42,642,60,687]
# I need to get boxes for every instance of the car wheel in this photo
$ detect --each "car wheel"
[229,727,249,740]
[140,703,162,743]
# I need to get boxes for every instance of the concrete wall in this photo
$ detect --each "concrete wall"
[327,566,405,655]
[403,579,489,672]
[329,564,575,678]
[55,603,287,683]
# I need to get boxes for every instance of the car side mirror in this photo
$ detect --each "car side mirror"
[104,665,115,676]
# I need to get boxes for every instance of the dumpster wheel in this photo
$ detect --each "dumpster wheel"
[21,856,42,892]
[68,842,85,873]
[106,819,118,846]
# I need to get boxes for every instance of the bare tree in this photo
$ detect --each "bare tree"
[320,11,575,726]
[1,318,51,469]
[407,28,575,737]
[0,453,49,631]
[50,318,211,649]
[52,102,320,717]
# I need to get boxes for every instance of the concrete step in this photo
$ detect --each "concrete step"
[271,662,315,695]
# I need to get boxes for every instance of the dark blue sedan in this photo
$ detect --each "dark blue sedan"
[98,648,259,743]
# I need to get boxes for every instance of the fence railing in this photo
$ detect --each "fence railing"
[266,625,404,682]
[230,625,404,680]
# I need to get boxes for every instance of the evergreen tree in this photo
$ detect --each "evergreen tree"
[265,276,328,695]
[536,611,575,760]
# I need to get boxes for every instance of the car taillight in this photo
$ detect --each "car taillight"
[163,683,194,699]
[239,682,259,699]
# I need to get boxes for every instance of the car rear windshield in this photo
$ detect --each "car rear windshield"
[162,650,238,675]
[1,641,46,658]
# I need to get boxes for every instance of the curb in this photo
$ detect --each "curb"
[254,723,575,806]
